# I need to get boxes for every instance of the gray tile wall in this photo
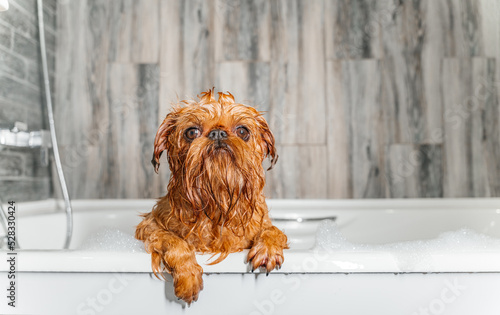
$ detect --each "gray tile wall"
[0,0,56,201]
[56,0,500,199]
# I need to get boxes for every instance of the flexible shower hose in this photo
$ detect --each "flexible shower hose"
[37,0,73,249]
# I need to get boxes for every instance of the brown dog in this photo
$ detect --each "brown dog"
[135,90,288,303]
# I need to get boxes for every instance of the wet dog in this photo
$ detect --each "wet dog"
[135,90,288,303]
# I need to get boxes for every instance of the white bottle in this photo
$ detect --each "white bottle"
[0,0,9,12]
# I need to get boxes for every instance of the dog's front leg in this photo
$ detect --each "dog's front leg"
[136,218,203,303]
[247,225,288,274]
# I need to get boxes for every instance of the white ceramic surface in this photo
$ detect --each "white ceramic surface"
[1,198,500,315]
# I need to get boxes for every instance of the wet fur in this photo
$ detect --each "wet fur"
[135,90,288,303]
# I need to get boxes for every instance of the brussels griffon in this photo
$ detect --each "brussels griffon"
[135,90,288,303]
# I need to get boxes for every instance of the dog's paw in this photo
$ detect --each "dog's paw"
[247,241,285,274]
[173,263,204,304]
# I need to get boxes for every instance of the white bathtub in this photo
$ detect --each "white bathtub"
[1,198,500,315]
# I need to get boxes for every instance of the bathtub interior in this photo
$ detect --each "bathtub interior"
[7,198,500,251]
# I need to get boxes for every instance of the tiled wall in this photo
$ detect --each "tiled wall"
[0,0,56,201]
[56,0,500,199]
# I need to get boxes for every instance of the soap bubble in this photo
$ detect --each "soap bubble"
[80,228,144,252]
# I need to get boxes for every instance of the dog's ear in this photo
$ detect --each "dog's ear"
[152,113,177,173]
[256,114,278,170]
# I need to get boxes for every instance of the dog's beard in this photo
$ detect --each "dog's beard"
[169,141,265,235]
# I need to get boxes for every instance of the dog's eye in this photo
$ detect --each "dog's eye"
[235,126,250,141]
[184,127,201,141]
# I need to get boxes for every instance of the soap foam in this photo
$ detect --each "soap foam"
[315,220,500,271]
[80,228,145,252]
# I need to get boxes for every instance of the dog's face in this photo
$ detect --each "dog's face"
[152,90,277,217]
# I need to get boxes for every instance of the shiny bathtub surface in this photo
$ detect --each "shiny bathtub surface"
[3,199,500,315]
[2,198,500,274]
[12,198,500,247]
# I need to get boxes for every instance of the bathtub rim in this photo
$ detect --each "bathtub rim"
[2,198,500,274]
[7,197,500,216]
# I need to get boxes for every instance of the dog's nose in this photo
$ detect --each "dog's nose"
[208,129,228,141]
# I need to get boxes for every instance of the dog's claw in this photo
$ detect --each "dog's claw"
[247,243,285,276]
